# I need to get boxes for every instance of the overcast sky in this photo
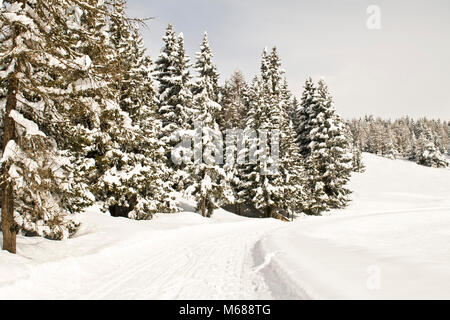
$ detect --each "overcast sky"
[125,0,450,120]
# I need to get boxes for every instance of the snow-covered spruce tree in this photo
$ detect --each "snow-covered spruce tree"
[192,32,220,103]
[154,24,194,188]
[294,77,319,156]
[240,48,306,218]
[300,79,353,213]
[280,120,307,218]
[185,32,231,218]
[0,0,125,250]
[292,78,327,213]
[93,3,179,219]
[155,25,194,132]
[417,142,448,168]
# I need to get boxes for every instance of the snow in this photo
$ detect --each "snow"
[1,139,20,163]
[260,153,450,299]
[9,110,46,137]
[0,153,449,299]
[74,54,92,71]
[0,201,284,299]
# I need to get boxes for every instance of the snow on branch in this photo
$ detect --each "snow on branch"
[9,109,46,137]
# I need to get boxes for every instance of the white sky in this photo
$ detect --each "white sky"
[126,0,450,120]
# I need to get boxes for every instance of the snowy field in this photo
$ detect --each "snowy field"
[261,153,450,299]
[0,153,449,299]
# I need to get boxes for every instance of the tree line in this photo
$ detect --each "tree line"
[347,116,449,168]
[0,0,364,254]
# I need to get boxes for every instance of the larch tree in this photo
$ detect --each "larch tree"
[0,0,124,252]
[218,70,248,131]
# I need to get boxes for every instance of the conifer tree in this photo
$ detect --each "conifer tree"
[0,0,125,251]
[186,32,230,218]
[296,79,353,213]
[414,121,448,168]
[155,24,194,141]
[94,5,179,219]
[294,78,318,156]
[154,25,194,188]
[193,32,220,103]
[305,79,353,211]
[240,48,306,218]
[218,70,248,131]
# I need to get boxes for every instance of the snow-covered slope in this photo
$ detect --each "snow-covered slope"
[260,153,450,299]
[0,153,449,299]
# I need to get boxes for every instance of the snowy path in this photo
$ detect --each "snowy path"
[0,212,284,300]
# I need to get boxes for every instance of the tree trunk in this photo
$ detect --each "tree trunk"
[265,206,272,218]
[2,77,18,254]
[235,203,241,216]
[201,196,206,217]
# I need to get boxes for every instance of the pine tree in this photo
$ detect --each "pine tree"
[94,5,179,219]
[294,78,318,156]
[240,48,306,218]
[155,24,194,140]
[300,79,353,213]
[193,32,220,103]
[154,25,194,188]
[185,32,230,218]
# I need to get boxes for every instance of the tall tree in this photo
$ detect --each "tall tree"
[303,79,353,212]
[94,4,179,219]
[240,48,306,218]
[218,70,248,131]
[154,25,194,188]
[186,32,230,217]
[294,78,318,156]
[0,0,123,252]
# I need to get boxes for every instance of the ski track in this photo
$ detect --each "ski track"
[0,219,285,300]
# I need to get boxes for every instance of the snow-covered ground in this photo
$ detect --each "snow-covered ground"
[260,153,450,299]
[0,204,284,299]
[0,153,449,299]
